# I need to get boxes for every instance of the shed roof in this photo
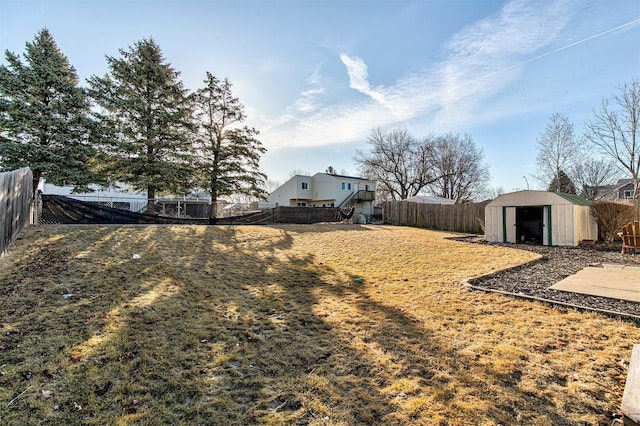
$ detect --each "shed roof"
[487,190,592,207]
[555,192,592,206]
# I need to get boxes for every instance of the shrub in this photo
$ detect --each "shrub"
[590,200,634,243]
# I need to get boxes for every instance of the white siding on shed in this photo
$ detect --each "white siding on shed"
[485,205,502,242]
[551,204,574,246]
[574,203,598,243]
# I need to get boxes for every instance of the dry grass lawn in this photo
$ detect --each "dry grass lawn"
[0,224,639,425]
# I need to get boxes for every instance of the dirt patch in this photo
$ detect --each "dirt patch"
[0,225,638,425]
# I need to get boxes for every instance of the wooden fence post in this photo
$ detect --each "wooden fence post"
[0,168,33,256]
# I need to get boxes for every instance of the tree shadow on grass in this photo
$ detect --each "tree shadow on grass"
[0,225,587,424]
[265,223,377,235]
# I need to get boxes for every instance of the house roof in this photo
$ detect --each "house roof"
[314,172,372,181]
[405,195,456,205]
[615,178,634,187]
[581,178,634,199]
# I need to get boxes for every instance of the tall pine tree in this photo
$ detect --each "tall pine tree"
[88,38,194,213]
[0,28,102,195]
[193,73,266,218]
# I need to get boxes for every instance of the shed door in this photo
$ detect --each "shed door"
[505,207,516,243]
[516,206,544,244]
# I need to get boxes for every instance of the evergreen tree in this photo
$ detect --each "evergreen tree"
[0,28,102,195]
[547,169,577,194]
[88,38,194,213]
[193,73,266,218]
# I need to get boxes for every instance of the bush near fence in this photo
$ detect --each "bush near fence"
[383,200,488,234]
[590,199,634,244]
[1,167,33,256]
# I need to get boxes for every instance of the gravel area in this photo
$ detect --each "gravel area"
[463,238,640,320]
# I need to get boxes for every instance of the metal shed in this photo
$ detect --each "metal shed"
[484,190,597,246]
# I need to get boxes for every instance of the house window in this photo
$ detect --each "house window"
[624,190,633,199]
[365,184,371,191]
[297,202,307,206]
[301,182,309,190]
[341,182,351,190]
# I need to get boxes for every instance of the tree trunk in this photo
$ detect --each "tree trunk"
[147,185,156,215]
[634,177,640,221]
[209,172,218,219]
[32,170,41,197]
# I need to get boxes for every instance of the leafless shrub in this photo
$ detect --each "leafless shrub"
[590,200,634,243]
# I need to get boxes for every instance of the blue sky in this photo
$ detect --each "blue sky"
[2,0,639,193]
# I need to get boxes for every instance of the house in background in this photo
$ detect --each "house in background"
[38,179,148,212]
[38,179,213,217]
[266,173,376,216]
[610,179,635,200]
[582,178,636,200]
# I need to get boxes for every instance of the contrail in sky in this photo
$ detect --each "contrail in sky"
[522,18,640,65]
[475,17,640,84]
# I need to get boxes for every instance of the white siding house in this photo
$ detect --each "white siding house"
[39,180,149,212]
[267,173,376,215]
[485,190,597,246]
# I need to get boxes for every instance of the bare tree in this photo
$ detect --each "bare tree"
[534,113,584,192]
[427,133,490,202]
[355,128,438,200]
[585,79,640,218]
[572,157,621,200]
[482,186,505,200]
[262,178,282,194]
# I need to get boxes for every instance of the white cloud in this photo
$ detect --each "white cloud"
[436,0,572,107]
[339,53,386,105]
[293,88,325,113]
[260,0,591,149]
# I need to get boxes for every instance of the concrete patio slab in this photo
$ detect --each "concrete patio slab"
[550,264,640,303]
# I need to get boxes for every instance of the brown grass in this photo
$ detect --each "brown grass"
[0,224,638,425]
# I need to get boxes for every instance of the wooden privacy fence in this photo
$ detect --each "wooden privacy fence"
[383,200,488,234]
[1,167,33,256]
